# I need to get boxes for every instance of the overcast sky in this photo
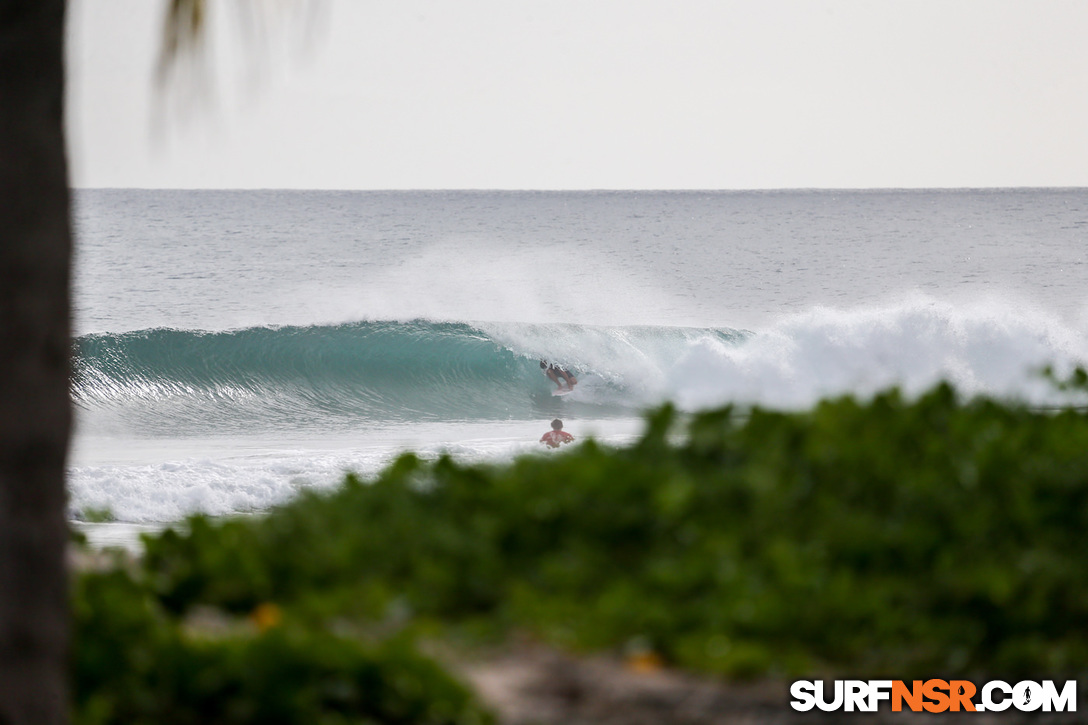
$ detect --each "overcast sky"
[67,0,1088,189]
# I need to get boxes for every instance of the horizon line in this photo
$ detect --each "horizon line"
[71,185,1088,193]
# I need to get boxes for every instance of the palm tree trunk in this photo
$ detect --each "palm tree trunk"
[0,1,73,724]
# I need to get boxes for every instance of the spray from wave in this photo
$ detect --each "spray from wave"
[666,298,1088,409]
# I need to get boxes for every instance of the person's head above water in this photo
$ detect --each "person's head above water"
[551,419,563,430]
[540,360,548,369]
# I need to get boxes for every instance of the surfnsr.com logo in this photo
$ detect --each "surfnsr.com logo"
[790,679,1077,713]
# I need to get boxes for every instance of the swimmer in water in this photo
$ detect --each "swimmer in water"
[540,418,575,448]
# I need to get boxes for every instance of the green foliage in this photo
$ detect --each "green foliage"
[76,506,116,523]
[1041,364,1088,393]
[122,384,1088,681]
[73,567,492,724]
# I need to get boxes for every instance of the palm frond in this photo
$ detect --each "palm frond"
[158,0,207,80]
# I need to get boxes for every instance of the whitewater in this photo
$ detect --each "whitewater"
[71,189,1088,532]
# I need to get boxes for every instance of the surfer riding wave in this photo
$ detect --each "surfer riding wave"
[540,360,577,391]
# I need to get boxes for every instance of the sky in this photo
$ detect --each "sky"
[67,0,1088,190]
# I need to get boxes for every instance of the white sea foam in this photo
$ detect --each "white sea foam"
[665,296,1088,410]
[70,453,367,523]
[69,421,644,524]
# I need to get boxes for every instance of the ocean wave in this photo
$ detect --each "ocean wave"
[73,320,741,434]
[73,303,1088,437]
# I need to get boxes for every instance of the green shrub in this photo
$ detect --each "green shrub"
[134,383,1088,678]
[73,568,492,725]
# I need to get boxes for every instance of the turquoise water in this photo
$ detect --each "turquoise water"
[75,321,747,431]
[70,189,1088,524]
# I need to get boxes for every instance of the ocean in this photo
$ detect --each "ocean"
[70,189,1088,540]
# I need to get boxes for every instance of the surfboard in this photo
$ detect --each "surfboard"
[551,387,574,397]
